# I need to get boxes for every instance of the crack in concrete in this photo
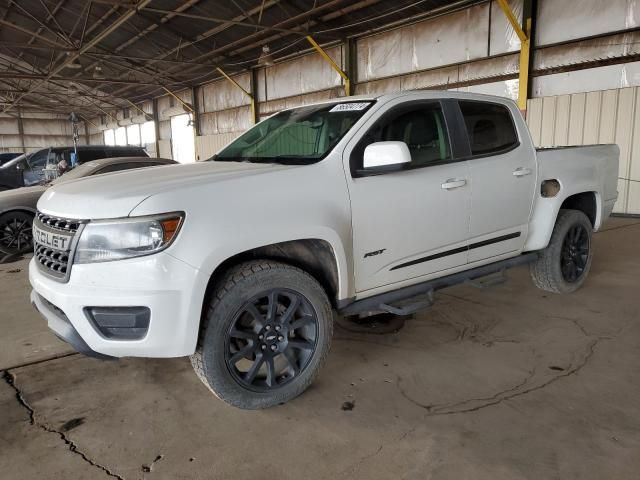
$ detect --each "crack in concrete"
[142,454,164,473]
[396,339,599,416]
[2,370,124,480]
[333,443,384,479]
[2,352,80,372]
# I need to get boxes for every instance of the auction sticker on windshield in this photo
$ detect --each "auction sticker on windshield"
[329,102,371,112]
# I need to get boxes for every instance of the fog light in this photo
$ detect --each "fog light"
[85,307,150,340]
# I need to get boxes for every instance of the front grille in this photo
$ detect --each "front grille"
[34,212,82,281]
[35,245,71,276]
[36,212,81,232]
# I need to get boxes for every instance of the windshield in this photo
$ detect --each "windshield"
[214,101,374,164]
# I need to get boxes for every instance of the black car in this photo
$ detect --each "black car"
[0,153,21,166]
[0,145,149,191]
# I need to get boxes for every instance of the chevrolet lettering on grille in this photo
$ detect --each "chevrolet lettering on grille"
[33,225,72,250]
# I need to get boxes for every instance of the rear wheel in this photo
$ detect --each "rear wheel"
[191,260,333,409]
[530,209,593,293]
[0,211,34,255]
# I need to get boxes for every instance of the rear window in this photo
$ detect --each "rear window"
[107,148,147,158]
[78,148,107,163]
[95,162,161,174]
[459,101,518,156]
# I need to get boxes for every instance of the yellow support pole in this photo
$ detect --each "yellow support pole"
[518,18,532,113]
[496,0,527,42]
[306,35,351,96]
[496,0,531,113]
[216,67,258,125]
[125,98,150,118]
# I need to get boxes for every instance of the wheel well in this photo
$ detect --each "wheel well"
[204,239,340,309]
[560,192,596,226]
[0,208,35,219]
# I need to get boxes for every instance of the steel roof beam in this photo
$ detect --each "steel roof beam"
[1,0,153,113]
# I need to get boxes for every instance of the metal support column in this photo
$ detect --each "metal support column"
[250,67,260,124]
[16,108,25,153]
[191,86,201,137]
[344,37,357,96]
[152,97,161,157]
[306,36,351,96]
[497,0,534,115]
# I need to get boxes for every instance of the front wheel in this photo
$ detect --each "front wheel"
[191,260,333,409]
[530,209,593,294]
[0,211,34,255]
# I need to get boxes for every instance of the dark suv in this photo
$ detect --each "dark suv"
[0,145,148,190]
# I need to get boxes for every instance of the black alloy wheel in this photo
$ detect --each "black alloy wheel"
[560,223,590,283]
[225,289,318,391]
[0,212,33,255]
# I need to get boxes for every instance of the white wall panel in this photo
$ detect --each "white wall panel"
[195,133,241,161]
[532,62,640,97]
[260,47,343,101]
[527,86,640,214]
[201,74,251,113]
[158,139,172,159]
[357,4,490,82]
[536,0,640,46]
[535,31,640,71]
[458,78,519,100]
[489,0,522,55]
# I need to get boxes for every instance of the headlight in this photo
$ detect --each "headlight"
[74,213,183,264]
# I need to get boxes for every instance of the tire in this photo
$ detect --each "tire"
[530,209,593,294]
[0,211,34,255]
[191,260,333,409]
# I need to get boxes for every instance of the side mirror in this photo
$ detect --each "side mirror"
[362,141,411,173]
[15,163,23,171]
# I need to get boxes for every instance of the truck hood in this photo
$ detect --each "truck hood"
[37,161,292,219]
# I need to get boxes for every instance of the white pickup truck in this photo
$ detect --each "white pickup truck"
[29,91,619,409]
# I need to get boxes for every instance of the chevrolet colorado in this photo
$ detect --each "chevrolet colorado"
[29,91,619,409]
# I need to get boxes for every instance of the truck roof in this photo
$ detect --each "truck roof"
[283,90,517,111]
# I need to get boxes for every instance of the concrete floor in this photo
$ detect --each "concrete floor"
[1,218,639,480]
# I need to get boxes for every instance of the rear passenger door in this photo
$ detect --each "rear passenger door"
[457,100,537,263]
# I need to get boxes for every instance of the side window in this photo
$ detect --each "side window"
[459,101,518,156]
[27,149,49,171]
[351,103,451,172]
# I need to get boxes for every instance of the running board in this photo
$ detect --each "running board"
[339,253,538,316]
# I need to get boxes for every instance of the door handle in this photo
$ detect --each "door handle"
[513,167,532,177]
[441,178,467,190]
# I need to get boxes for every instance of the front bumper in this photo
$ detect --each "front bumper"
[30,290,114,360]
[29,252,209,358]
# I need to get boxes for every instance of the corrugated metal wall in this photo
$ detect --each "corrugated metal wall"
[527,87,640,214]
[195,133,240,161]
[0,112,86,153]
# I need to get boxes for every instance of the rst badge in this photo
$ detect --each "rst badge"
[33,225,72,250]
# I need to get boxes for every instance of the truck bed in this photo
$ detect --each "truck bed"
[536,143,619,213]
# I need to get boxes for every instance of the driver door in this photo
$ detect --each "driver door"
[346,100,471,293]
